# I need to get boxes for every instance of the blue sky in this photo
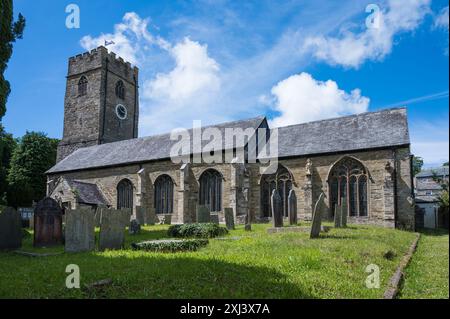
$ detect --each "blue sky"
[3,0,449,167]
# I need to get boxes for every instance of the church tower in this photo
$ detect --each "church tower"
[56,46,139,162]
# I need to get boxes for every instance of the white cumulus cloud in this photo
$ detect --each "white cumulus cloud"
[268,72,370,127]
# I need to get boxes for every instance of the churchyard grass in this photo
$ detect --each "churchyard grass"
[0,223,424,298]
[399,228,449,299]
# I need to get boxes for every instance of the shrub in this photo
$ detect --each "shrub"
[131,239,209,252]
[168,223,228,238]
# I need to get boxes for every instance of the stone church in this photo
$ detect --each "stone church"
[46,46,415,230]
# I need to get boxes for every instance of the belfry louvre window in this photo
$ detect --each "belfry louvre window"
[117,179,133,209]
[154,175,174,214]
[329,157,368,217]
[260,165,293,218]
[199,169,222,212]
[115,80,125,99]
[78,76,88,96]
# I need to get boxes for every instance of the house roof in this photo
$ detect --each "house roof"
[67,180,108,206]
[416,166,449,178]
[47,108,410,174]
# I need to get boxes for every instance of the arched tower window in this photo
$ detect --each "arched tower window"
[328,157,368,217]
[154,175,174,214]
[199,169,222,212]
[115,80,125,99]
[78,76,88,96]
[260,165,293,218]
[117,179,133,209]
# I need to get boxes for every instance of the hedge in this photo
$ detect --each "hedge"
[131,239,209,252]
[167,223,229,238]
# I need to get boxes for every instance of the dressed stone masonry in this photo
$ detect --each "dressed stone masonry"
[46,47,416,230]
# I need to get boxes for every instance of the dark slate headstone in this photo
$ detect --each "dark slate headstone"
[129,219,141,235]
[288,189,298,225]
[310,193,325,239]
[341,197,348,228]
[0,207,22,250]
[65,208,95,253]
[99,209,127,251]
[34,197,63,247]
[224,208,235,230]
[334,204,342,228]
[196,205,210,223]
[210,214,219,225]
[271,189,283,228]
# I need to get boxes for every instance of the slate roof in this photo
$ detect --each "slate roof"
[47,108,410,174]
[416,167,449,178]
[67,180,108,205]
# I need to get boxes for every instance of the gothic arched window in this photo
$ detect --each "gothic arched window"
[154,175,174,214]
[328,157,368,217]
[199,169,222,212]
[260,165,293,218]
[78,76,88,96]
[117,179,133,209]
[115,80,125,99]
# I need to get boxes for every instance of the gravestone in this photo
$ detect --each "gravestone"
[129,219,141,235]
[271,189,283,228]
[163,214,172,225]
[244,209,251,231]
[65,208,95,253]
[334,204,342,228]
[288,189,298,225]
[196,205,210,223]
[34,197,63,247]
[310,193,325,239]
[99,209,128,251]
[210,213,219,225]
[341,197,348,227]
[0,207,22,250]
[224,208,235,230]
[135,206,145,225]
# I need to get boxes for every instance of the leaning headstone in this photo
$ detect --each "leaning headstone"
[65,208,95,253]
[163,214,172,225]
[271,189,283,228]
[288,189,298,225]
[129,219,141,235]
[334,204,342,228]
[341,197,348,228]
[310,193,325,239]
[196,205,210,223]
[0,207,22,250]
[224,208,235,230]
[34,197,63,247]
[99,209,127,251]
[210,214,219,225]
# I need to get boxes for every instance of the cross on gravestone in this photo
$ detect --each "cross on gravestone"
[341,197,348,228]
[224,208,235,230]
[310,193,325,239]
[210,214,220,225]
[334,204,342,228]
[271,189,283,228]
[288,189,298,225]
[98,209,129,251]
[33,197,63,247]
[129,219,141,235]
[65,209,95,253]
[196,205,211,223]
[0,207,22,250]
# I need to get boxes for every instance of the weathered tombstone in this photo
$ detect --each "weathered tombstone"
[99,209,127,251]
[334,204,342,228]
[196,205,210,223]
[271,189,283,228]
[224,208,235,230]
[163,214,172,225]
[0,207,22,250]
[34,197,63,247]
[129,219,141,235]
[135,206,145,225]
[65,208,95,253]
[244,209,251,231]
[288,189,298,225]
[310,193,325,239]
[210,213,219,225]
[341,197,348,228]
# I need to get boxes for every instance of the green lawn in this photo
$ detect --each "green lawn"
[0,223,418,299]
[400,228,449,299]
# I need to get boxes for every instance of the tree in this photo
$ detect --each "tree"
[412,156,424,176]
[0,124,16,205]
[443,161,449,167]
[7,132,58,207]
[0,0,26,120]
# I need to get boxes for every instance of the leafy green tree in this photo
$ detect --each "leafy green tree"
[443,161,449,167]
[7,132,58,207]
[1,0,25,119]
[0,124,16,205]
[412,156,424,176]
